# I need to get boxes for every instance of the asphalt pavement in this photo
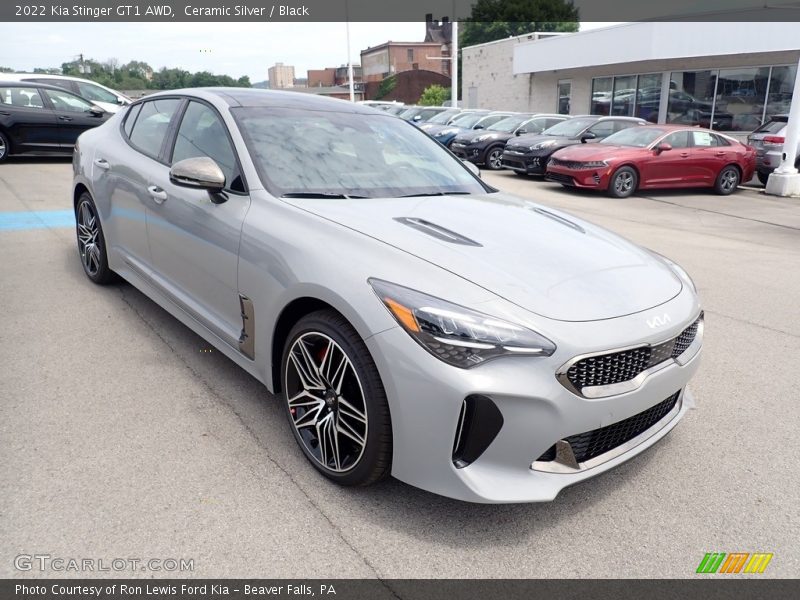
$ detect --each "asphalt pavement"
[1,158,798,579]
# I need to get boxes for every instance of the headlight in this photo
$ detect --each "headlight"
[369,279,556,368]
[651,252,697,293]
[530,140,557,150]
[579,160,608,169]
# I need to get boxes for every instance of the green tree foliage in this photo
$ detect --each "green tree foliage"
[375,75,397,100]
[460,0,579,48]
[418,84,450,106]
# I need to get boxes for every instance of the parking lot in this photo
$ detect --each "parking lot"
[1,158,799,578]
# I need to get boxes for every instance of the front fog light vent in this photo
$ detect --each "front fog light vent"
[452,395,504,469]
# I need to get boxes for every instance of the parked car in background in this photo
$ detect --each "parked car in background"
[545,125,755,198]
[358,100,404,111]
[747,114,798,185]
[399,105,449,124]
[431,111,514,148]
[72,88,703,502]
[450,114,568,170]
[417,108,465,132]
[425,110,489,143]
[0,82,110,162]
[502,116,647,176]
[0,73,130,113]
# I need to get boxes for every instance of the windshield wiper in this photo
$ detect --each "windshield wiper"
[397,191,472,198]
[281,192,369,199]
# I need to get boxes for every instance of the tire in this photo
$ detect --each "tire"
[714,165,740,195]
[281,310,392,487]
[608,166,638,198]
[484,146,504,170]
[0,130,10,163]
[75,192,115,284]
[756,171,769,186]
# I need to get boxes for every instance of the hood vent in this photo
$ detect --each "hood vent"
[394,217,482,247]
[530,207,585,234]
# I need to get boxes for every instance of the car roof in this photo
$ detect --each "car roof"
[0,81,86,93]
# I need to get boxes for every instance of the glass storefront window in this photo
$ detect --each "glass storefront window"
[611,75,637,116]
[557,80,571,114]
[591,77,612,116]
[635,73,662,123]
[766,65,797,121]
[667,70,717,128]
[714,67,770,132]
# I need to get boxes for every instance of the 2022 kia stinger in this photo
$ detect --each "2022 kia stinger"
[72,89,703,503]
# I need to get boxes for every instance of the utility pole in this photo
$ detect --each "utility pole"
[345,0,355,102]
[451,20,458,108]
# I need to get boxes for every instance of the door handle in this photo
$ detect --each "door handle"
[0,111,10,116]
[58,115,73,122]
[714,151,726,156]
[680,152,690,158]
[147,186,168,204]
[93,158,110,170]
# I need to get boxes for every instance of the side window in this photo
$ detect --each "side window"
[76,82,118,104]
[713,134,731,147]
[692,131,719,147]
[613,120,639,133]
[123,103,143,138]
[29,78,75,94]
[663,131,690,149]
[172,101,243,192]
[128,98,181,159]
[587,120,616,138]
[2,87,45,109]
[42,88,93,113]
[546,118,565,129]
[520,119,544,134]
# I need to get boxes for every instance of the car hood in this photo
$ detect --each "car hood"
[505,133,574,151]
[552,144,645,161]
[283,193,682,322]
[454,130,514,144]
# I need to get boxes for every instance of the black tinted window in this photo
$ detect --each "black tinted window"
[172,101,242,192]
[42,88,93,113]
[0,87,45,109]
[128,98,181,159]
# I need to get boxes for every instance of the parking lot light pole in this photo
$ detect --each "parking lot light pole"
[451,20,458,108]
[345,0,354,102]
[765,56,800,197]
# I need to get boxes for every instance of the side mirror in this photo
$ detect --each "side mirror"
[170,157,226,192]
[412,115,422,122]
[580,131,597,143]
[462,159,481,178]
[473,124,485,130]
[655,142,672,153]
[515,129,527,136]
[88,107,105,117]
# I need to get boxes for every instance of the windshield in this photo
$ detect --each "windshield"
[399,107,420,119]
[488,115,531,133]
[427,109,460,124]
[233,107,489,199]
[542,118,596,137]
[449,112,485,128]
[601,127,666,147]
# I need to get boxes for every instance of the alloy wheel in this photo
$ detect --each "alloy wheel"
[284,332,368,472]
[720,168,738,192]
[77,200,102,276]
[614,172,634,194]
[487,149,503,169]
[0,136,6,159]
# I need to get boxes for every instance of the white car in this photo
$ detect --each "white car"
[0,73,130,113]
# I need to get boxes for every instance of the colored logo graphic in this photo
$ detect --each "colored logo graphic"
[697,552,773,574]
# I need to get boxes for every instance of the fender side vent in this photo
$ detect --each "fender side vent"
[452,395,504,468]
[394,217,482,247]
[238,295,255,360]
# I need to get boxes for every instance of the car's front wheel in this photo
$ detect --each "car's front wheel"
[281,310,392,486]
[75,192,115,284]
[0,130,10,163]
[484,146,504,170]
[608,166,638,198]
[714,165,740,195]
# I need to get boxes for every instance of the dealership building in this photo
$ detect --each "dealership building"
[461,22,799,138]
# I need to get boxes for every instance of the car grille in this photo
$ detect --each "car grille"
[536,391,680,463]
[563,313,703,394]
[545,172,574,185]
[550,158,585,169]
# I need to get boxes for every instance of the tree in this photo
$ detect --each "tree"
[419,84,450,106]
[460,0,579,48]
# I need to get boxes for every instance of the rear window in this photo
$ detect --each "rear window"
[127,98,181,159]
[752,118,788,135]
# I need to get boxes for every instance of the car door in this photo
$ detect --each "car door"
[39,87,106,148]
[690,131,732,184]
[639,131,697,186]
[0,86,60,152]
[145,99,251,346]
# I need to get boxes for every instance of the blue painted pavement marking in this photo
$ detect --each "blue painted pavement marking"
[0,210,75,231]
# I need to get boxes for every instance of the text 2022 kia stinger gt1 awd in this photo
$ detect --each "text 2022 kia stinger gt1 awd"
[546,125,756,198]
[72,89,703,503]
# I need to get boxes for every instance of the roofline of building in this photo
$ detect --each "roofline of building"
[461,31,571,52]
[361,41,449,54]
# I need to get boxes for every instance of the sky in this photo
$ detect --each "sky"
[0,22,620,83]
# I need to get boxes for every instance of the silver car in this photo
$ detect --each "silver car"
[72,89,703,503]
[747,114,798,185]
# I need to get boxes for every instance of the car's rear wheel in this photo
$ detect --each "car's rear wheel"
[608,166,638,198]
[281,310,392,486]
[757,171,770,186]
[715,165,740,195]
[0,130,10,163]
[75,192,115,284]
[485,146,504,170]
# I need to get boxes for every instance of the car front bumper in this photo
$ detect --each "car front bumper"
[365,290,702,503]
[501,149,551,174]
[546,165,613,189]
[450,141,489,163]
